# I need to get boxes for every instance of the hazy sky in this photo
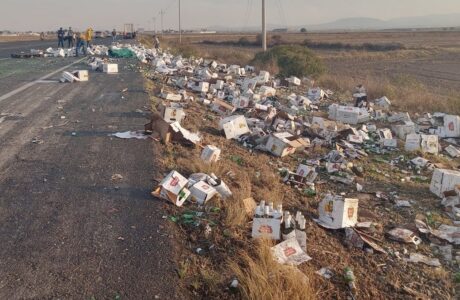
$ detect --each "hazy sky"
[1,0,460,31]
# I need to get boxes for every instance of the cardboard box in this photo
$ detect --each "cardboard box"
[348,134,363,144]
[189,180,218,205]
[308,88,325,101]
[211,99,235,116]
[317,195,358,229]
[329,105,369,125]
[257,71,270,84]
[392,121,416,139]
[61,71,80,83]
[375,96,391,109]
[382,138,397,148]
[219,115,250,139]
[435,115,460,138]
[201,145,221,163]
[145,113,200,146]
[430,169,460,198]
[193,82,209,93]
[388,112,411,123]
[102,63,118,74]
[421,134,439,154]
[252,218,281,240]
[155,171,191,207]
[72,70,88,81]
[266,132,309,157]
[405,133,421,152]
[445,145,460,158]
[260,86,276,97]
[271,238,312,265]
[288,76,301,86]
[158,103,186,123]
[211,79,224,90]
[162,93,182,102]
[232,96,250,109]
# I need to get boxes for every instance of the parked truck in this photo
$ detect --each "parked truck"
[123,24,135,39]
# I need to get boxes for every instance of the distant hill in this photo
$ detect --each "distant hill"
[303,14,460,31]
[207,13,460,32]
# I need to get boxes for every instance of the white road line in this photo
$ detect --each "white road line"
[0,58,85,103]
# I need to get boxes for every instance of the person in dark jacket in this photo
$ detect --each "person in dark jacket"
[67,27,74,48]
[57,27,65,48]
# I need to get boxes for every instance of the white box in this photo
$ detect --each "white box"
[211,99,235,115]
[259,86,276,97]
[257,71,270,84]
[232,96,250,109]
[330,105,369,125]
[219,115,250,139]
[193,82,209,93]
[382,138,397,148]
[72,70,88,81]
[162,93,182,101]
[421,134,439,154]
[437,115,460,138]
[308,88,325,101]
[288,76,301,86]
[163,106,186,123]
[266,132,309,157]
[405,134,421,152]
[251,218,281,240]
[445,145,460,158]
[189,181,218,205]
[157,171,190,207]
[201,145,221,163]
[211,80,224,90]
[271,238,311,265]
[430,169,460,198]
[61,71,79,83]
[348,134,363,144]
[375,96,391,109]
[102,63,118,74]
[392,121,415,139]
[318,195,358,229]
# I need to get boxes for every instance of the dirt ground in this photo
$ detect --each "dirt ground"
[144,72,458,300]
[141,31,460,299]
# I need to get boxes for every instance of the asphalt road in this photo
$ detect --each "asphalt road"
[0,41,183,299]
[0,37,113,58]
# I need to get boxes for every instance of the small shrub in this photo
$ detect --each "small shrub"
[251,45,325,78]
[237,37,251,47]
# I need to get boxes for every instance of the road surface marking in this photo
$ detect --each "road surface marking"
[0,58,9,61]
[0,58,85,103]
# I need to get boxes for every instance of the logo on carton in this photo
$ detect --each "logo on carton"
[170,176,179,187]
[448,122,455,132]
[348,207,355,218]
[258,225,273,234]
[325,201,334,213]
[283,247,297,257]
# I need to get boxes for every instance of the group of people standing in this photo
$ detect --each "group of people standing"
[57,27,94,56]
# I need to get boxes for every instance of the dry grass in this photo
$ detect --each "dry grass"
[318,72,460,115]
[229,240,316,300]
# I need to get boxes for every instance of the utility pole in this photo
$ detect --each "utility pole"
[152,17,156,33]
[179,0,182,43]
[262,0,267,51]
[160,10,165,36]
